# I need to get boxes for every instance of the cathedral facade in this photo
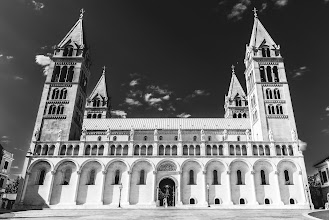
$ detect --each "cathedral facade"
[15,11,312,209]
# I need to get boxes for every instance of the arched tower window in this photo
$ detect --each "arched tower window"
[189,170,195,184]
[273,66,279,82]
[52,89,59,99]
[266,48,271,57]
[139,170,145,184]
[261,170,266,185]
[213,170,219,185]
[274,89,280,99]
[52,66,60,82]
[114,170,120,184]
[266,66,273,82]
[38,169,46,185]
[260,66,266,82]
[237,170,242,185]
[284,170,290,185]
[261,48,267,57]
[66,66,74,82]
[266,89,273,99]
[193,136,197,141]
[62,168,72,185]
[59,66,68,82]
[88,169,96,185]
[59,89,67,99]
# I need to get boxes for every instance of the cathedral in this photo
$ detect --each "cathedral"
[15,9,312,209]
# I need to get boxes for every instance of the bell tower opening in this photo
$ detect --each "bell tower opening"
[158,178,175,207]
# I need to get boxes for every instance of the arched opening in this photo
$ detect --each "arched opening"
[237,170,243,185]
[213,170,219,185]
[114,170,120,184]
[239,198,245,205]
[260,66,266,82]
[59,66,67,82]
[158,178,176,207]
[38,169,46,185]
[266,66,273,82]
[265,198,270,205]
[273,66,279,82]
[261,170,267,185]
[190,198,195,205]
[189,170,195,185]
[214,198,221,204]
[289,198,295,204]
[62,168,72,185]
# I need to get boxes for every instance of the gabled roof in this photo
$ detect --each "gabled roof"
[83,118,250,131]
[249,17,276,48]
[227,73,246,99]
[57,17,85,48]
[88,70,108,100]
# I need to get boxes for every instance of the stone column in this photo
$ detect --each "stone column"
[19,172,31,204]
[274,171,283,205]
[156,187,159,206]
[226,171,233,205]
[79,142,84,156]
[100,170,107,204]
[47,171,56,204]
[151,171,157,205]
[250,171,258,205]
[128,142,133,156]
[203,171,208,206]
[74,171,81,204]
[177,171,183,205]
[123,171,132,205]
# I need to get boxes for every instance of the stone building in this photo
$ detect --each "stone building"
[0,144,14,205]
[15,10,312,209]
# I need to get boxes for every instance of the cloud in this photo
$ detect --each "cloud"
[144,93,162,106]
[158,107,163,111]
[228,1,251,21]
[177,113,191,118]
[1,136,9,139]
[162,95,170,100]
[0,54,3,58]
[125,98,142,106]
[35,55,52,76]
[31,0,45,10]
[298,140,307,151]
[291,66,309,78]
[273,0,288,7]
[14,76,23,80]
[129,79,139,87]
[6,56,13,60]
[184,89,210,101]
[325,0,329,3]
[0,136,10,144]
[111,110,127,118]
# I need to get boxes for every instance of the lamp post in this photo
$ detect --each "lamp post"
[206,183,210,207]
[118,183,123,208]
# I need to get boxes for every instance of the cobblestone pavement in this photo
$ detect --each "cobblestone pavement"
[0,209,315,220]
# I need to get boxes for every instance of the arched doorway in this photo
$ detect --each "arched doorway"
[158,178,175,207]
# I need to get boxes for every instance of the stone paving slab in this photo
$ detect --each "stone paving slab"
[0,209,315,220]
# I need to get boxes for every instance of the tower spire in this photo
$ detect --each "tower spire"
[231,64,235,74]
[80,8,85,19]
[252,7,258,18]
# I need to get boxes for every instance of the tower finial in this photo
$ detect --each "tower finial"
[252,7,258,18]
[80,8,85,19]
[231,64,235,74]
[102,66,106,75]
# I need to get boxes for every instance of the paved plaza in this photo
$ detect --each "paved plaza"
[0,209,317,220]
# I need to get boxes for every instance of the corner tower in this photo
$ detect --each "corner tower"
[244,10,297,142]
[84,67,111,119]
[224,65,249,118]
[31,10,91,143]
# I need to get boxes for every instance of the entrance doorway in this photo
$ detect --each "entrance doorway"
[158,178,175,207]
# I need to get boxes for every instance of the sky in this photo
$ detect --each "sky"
[0,0,329,177]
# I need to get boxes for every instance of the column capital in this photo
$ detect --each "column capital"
[227,171,231,175]
[102,170,107,175]
[51,171,57,175]
[178,171,182,174]
[128,171,132,175]
[274,171,279,175]
[250,170,255,175]
[153,171,157,174]
[202,171,207,175]
[26,171,32,176]
[77,170,81,175]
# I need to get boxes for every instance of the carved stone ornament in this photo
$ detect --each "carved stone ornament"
[157,161,177,172]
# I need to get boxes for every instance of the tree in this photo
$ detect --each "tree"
[5,177,19,194]
[308,173,324,209]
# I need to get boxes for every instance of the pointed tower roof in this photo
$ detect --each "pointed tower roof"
[88,66,109,100]
[57,9,86,48]
[248,9,276,48]
[227,65,246,99]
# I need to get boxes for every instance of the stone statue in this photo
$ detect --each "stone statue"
[106,126,111,140]
[81,126,87,140]
[200,129,205,141]
[34,127,40,141]
[245,129,251,141]
[154,128,158,141]
[291,129,297,142]
[57,129,62,141]
[268,129,274,142]
[178,127,182,141]
[223,129,228,141]
[130,127,134,141]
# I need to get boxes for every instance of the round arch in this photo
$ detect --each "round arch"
[157,175,178,186]
[28,159,54,173]
[204,159,228,172]
[130,158,155,172]
[105,159,131,171]
[277,159,301,172]
[156,159,180,172]
[253,159,276,171]
[181,159,204,170]
[229,159,252,170]
[54,159,80,172]
[79,159,105,172]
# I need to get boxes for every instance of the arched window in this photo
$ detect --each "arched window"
[88,169,96,185]
[195,145,200,155]
[92,114,97,118]
[243,113,247,118]
[212,145,217,155]
[84,145,91,155]
[62,168,72,185]
[193,136,197,141]
[123,145,129,155]
[261,170,266,185]
[189,170,195,184]
[97,114,102,118]
[236,145,241,155]
[268,105,272,114]
[215,198,220,204]
[87,114,92,118]
[139,170,145,184]
[273,66,279,82]
[59,89,67,99]
[265,145,270,155]
[276,145,281,156]
[206,145,211,155]
[284,170,290,185]
[230,145,234,155]
[48,145,55,155]
[260,66,266,82]
[242,145,247,155]
[237,136,240,141]
[289,198,295,204]
[278,105,283,114]
[190,198,195,204]
[52,66,60,82]
[253,145,258,156]
[266,89,272,99]
[288,145,294,156]
[235,99,242,106]
[273,89,280,99]
[141,145,147,155]
[66,145,73,155]
[147,145,153,155]
[261,48,266,57]
[213,170,219,185]
[57,105,64,114]
[270,105,275,114]
[208,136,211,141]
[183,145,188,155]
[171,145,177,155]
[34,145,42,155]
[114,170,120,184]
[237,170,242,185]
[38,169,46,185]
[73,145,79,155]
[52,89,59,99]
[233,113,237,118]
[238,113,242,118]
[189,145,194,156]
[59,66,68,82]
[48,105,56,115]
[60,145,66,155]
[134,145,139,155]
[265,198,270,204]
[218,145,223,155]
[41,145,48,155]
[266,66,273,82]
[266,48,271,57]
[110,145,115,155]
[66,66,74,82]
[144,136,148,141]
[63,46,73,57]
[239,198,245,204]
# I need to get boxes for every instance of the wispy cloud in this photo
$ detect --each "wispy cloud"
[291,66,309,78]
[14,76,23,80]
[274,0,288,7]
[0,136,10,144]
[35,55,52,76]
[129,79,139,87]
[177,113,191,118]
[184,89,210,101]
[144,93,163,106]
[111,110,127,118]
[125,98,142,106]
[228,1,251,21]
[31,0,45,11]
